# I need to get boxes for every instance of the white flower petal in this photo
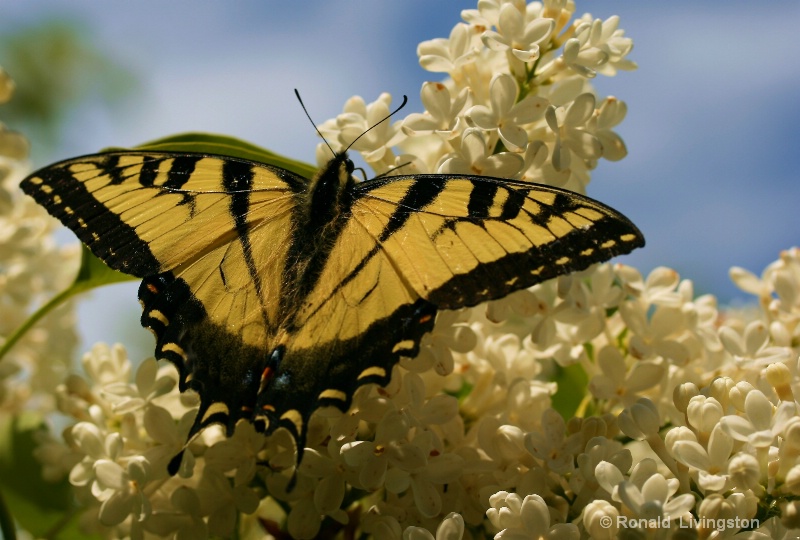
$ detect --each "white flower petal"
[423,453,464,483]
[134,357,158,395]
[728,266,765,295]
[564,129,601,159]
[421,82,452,120]
[315,474,345,514]
[519,494,550,535]
[482,153,524,177]
[510,48,539,62]
[435,512,464,540]
[287,498,322,540]
[743,321,769,355]
[744,391,774,431]
[721,415,756,441]
[523,18,555,45]
[358,455,389,490]
[498,124,528,151]
[490,74,518,118]
[144,404,179,445]
[617,482,644,513]
[481,31,510,52]
[719,327,745,356]
[706,425,734,463]
[546,523,580,540]
[461,129,489,164]
[625,361,663,392]
[671,440,710,471]
[663,493,697,518]
[411,478,442,518]
[496,3,523,40]
[510,96,548,124]
[466,105,497,129]
[419,54,456,72]
[94,459,127,490]
[385,467,411,493]
[564,93,596,126]
[403,526,435,540]
[69,460,95,487]
[595,461,625,495]
[72,422,106,459]
[98,490,135,526]
[597,130,627,161]
[551,137,570,171]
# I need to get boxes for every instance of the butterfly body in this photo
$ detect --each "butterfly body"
[21,148,644,465]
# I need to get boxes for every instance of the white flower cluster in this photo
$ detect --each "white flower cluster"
[8,1,800,539]
[316,0,634,194]
[40,253,800,538]
[0,67,79,416]
[36,343,265,538]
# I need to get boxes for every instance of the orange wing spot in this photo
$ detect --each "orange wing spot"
[240,405,253,413]
[261,366,274,382]
[419,314,433,324]
[258,366,276,394]
[261,404,276,412]
[146,283,159,294]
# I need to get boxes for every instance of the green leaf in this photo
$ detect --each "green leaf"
[0,412,94,539]
[120,131,317,179]
[72,243,135,290]
[550,362,589,420]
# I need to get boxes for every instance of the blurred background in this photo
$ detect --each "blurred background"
[2,1,799,360]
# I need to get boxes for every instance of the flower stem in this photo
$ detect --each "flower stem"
[0,282,75,364]
[0,245,134,364]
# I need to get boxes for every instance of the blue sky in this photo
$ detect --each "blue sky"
[3,1,800,358]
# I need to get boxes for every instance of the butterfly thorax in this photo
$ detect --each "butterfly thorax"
[305,152,356,226]
[279,153,357,326]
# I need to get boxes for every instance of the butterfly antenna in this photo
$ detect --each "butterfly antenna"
[344,94,408,153]
[294,89,337,158]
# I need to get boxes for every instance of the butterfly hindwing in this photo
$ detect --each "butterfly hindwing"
[22,149,644,470]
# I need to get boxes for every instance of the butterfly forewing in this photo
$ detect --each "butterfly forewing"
[347,175,643,308]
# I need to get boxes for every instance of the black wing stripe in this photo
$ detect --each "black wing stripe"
[136,156,162,187]
[21,157,162,276]
[499,185,527,220]
[164,156,203,217]
[378,176,447,242]
[466,178,499,218]
[164,156,201,190]
[222,160,272,333]
[428,214,642,308]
